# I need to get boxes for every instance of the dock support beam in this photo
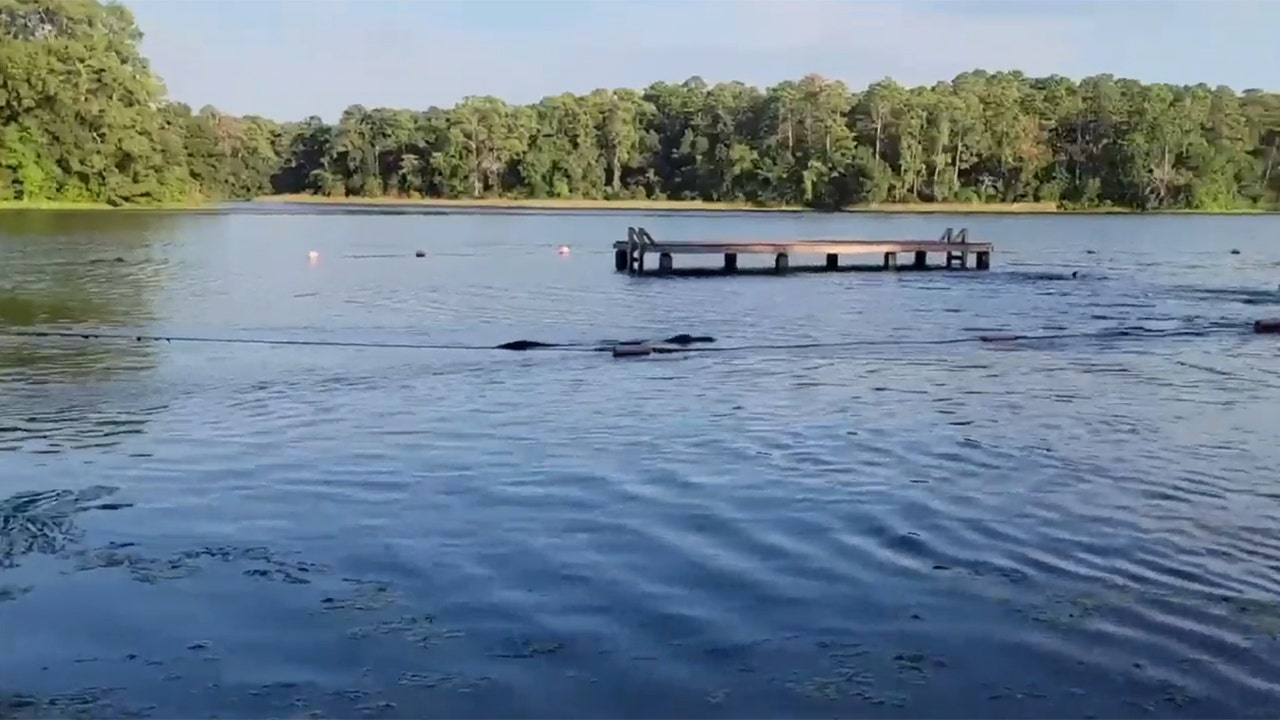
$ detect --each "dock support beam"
[883,252,897,271]
[826,253,839,270]
[658,252,673,272]
[775,253,789,273]
[975,251,990,270]
[615,248,628,272]
[914,251,927,269]
[724,253,738,272]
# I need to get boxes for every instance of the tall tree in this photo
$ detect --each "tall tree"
[3,0,1280,211]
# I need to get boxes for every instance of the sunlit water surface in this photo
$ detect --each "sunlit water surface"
[2,206,1280,718]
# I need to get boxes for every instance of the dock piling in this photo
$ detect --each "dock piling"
[883,252,897,271]
[774,253,789,273]
[826,253,839,270]
[914,250,927,269]
[724,253,738,272]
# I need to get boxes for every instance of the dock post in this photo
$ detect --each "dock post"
[975,251,990,270]
[774,253,789,273]
[658,252,673,272]
[615,248,628,271]
[914,251,927,269]
[724,253,738,272]
[943,226,968,269]
[883,252,897,271]
[825,253,839,270]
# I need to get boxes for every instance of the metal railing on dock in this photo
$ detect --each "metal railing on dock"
[612,227,992,276]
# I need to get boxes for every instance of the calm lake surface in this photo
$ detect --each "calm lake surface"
[2,205,1280,719]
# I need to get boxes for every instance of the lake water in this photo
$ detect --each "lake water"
[2,205,1280,719]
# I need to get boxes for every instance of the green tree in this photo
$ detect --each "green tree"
[4,0,1280,211]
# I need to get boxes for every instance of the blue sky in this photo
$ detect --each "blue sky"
[125,0,1277,122]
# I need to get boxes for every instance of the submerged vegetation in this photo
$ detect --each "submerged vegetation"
[3,0,1280,211]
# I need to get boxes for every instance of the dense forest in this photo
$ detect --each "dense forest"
[3,0,1280,211]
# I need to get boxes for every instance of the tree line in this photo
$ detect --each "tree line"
[3,0,1280,210]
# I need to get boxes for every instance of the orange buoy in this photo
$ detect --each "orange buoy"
[557,245,570,255]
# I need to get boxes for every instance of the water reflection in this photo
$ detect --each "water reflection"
[1,212,179,454]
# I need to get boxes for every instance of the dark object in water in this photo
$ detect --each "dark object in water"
[1230,249,1241,255]
[1254,318,1280,334]
[1085,250,1097,255]
[662,334,715,346]
[1071,271,1079,279]
[495,340,559,351]
[612,342,651,358]
[415,250,426,258]
[979,333,1020,342]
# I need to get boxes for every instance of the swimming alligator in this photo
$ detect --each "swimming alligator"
[494,334,716,352]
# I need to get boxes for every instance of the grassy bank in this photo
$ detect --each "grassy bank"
[0,199,210,211]
[253,194,805,212]
[7,194,1274,215]
[254,193,1076,214]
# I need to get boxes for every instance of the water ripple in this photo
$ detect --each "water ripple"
[2,210,1280,718]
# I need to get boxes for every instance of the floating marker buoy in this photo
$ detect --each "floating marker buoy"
[557,245,570,255]
[612,342,651,358]
[415,250,426,258]
[1230,249,1241,255]
[308,250,319,261]
[1254,318,1280,334]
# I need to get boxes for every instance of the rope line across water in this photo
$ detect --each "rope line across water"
[0,325,1245,356]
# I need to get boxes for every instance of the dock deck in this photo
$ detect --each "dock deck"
[612,227,992,275]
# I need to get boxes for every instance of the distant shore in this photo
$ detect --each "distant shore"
[251,194,1069,214]
[2,195,1273,215]
[0,200,209,211]
[230,195,1280,215]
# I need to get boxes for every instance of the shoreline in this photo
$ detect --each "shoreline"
[251,195,1071,214]
[2,195,1274,215]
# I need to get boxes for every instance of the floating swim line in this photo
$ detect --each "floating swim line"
[0,325,1245,356]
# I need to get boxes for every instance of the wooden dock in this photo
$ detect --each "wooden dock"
[612,227,992,275]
